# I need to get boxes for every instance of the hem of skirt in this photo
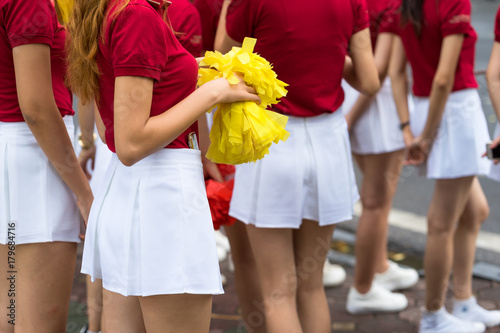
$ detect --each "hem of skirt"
[102,285,224,297]
[426,169,490,180]
[0,234,80,245]
[351,145,405,156]
[82,269,224,297]
[232,212,354,229]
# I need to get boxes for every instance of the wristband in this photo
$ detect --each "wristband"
[399,121,410,130]
[78,133,97,150]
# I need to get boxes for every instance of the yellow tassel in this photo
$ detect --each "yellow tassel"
[56,0,74,25]
[199,38,289,165]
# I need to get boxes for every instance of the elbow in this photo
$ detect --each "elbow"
[115,144,142,167]
[362,76,380,97]
[432,75,454,91]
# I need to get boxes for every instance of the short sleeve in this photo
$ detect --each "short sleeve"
[379,0,401,35]
[495,7,500,43]
[4,0,55,48]
[352,0,370,34]
[440,0,472,37]
[110,4,167,80]
[226,0,257,43]
[169,4,203,57]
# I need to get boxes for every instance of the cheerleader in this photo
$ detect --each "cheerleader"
[487,7,500,181]
[343,0,418,314]
[216,0,379,331]
[0,0,93,331]
[67,0,259,330]
[168,0,203,57]
[387,0,500,331]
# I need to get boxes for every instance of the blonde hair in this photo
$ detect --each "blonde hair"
[66,0,130,103]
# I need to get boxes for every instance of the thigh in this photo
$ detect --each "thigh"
[0,245,14,332]
[225,221,254,263]
[429,177,474,231]
[102,289,146,333]
[245,226,297,296]
[354,150,405,205]
[293,220,335,288]
[139,294,212,333]
[15,242,77,333]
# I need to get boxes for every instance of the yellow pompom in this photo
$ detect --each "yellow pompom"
[199,38,289,165]
[56,0,74,25]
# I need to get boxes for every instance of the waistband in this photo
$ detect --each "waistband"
[0,116,74,136]
[285,108,345,128]
[115,148,202,167]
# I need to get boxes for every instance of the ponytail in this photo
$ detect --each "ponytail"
[66,0,130,103]
[401,0,424,36]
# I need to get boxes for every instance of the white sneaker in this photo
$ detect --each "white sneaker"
[419,307,485,333]
[346,283,408,314]
[323,261,346,287]
[214,230,231,252]
[374,260,419,291]
[452,296,500,327]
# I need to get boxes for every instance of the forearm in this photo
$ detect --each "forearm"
[78,98,95,146]
[390,70,410,124]
[25,109,92,199]
[346,94,374,127]
[214,0,233,53]
[115,83,218,166]
[421,81,453,140]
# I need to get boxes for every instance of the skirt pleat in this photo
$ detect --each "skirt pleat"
[82,149,223,297]
[229,111,359,229]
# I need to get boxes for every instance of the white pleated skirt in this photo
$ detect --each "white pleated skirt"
[0,117,80,245]
[488,123,500,182]
[411,89,491,179]
[81,148,224,297]
[229,110,359,228]
[89,138,113,193]
[342,79,407,155]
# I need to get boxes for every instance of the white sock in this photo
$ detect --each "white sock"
[454,296,476,307]
[87,330,99,333]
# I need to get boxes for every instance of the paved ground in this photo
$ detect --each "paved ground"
[67,231,500,333]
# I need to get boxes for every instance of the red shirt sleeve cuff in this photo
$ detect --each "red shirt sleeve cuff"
[114,66,161,81]
[495,35,500,43]
[9,35,53,48]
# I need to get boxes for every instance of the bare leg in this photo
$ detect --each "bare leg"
[246,225,302,333]
[294,220,335,333]
[0,244,15,333]
[225,222,266,333]
[86,277,103,332]
[101,289,146,333]
[139,294,212,333]
[353,150,404,293]
[452,178,489,300]
[424,177,474,311]
[15,242,77,333]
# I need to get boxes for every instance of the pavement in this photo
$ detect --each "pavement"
[67,226,500,333]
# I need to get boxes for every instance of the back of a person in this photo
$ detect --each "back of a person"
[394,0,477,96]
[227,0,367,117]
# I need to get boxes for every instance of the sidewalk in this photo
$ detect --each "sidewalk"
[68,241,500,333]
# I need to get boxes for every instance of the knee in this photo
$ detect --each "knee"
[360,191,390,215]
[427,219,455,237]
[476,200,490,223]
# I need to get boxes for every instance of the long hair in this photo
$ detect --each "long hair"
[401,0,424,36]
[66,0,130,103]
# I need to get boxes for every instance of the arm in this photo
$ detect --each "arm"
[13,44,93,222]
[77,98,96,179]
[113,76,259,166]
[486,42,500,148]
[345,33,394,130]
[389,36,412,146]
[198,112,224,182]
[420,34,464,143]
[214,0,240,53]
[343,28,380,96]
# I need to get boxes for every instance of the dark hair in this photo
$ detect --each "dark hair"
[401,0,424,36]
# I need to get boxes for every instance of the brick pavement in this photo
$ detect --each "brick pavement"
[70,243,500,333]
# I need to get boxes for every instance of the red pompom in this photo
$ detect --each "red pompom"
[205,178,236,230]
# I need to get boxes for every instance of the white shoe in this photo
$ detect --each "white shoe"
[452,296,500,327]
[419,307,485,333]
[374,260,419,291]
[214,230,231,252]
[216,245,227,262]
[323,261,346,287]
[346,283,408,314]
